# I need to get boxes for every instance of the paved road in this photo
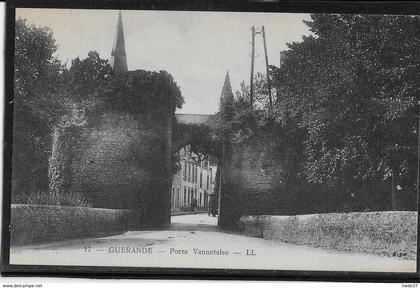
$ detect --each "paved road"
[10,213,416,272]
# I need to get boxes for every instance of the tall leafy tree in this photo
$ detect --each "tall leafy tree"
[274,14,419,210]
[13,18,115,204]
[12,19,65,200]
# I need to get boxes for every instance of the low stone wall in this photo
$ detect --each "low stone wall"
[239,211,418,260]
[10,204,130,246]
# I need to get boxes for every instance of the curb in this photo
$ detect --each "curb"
[171,211,208,216]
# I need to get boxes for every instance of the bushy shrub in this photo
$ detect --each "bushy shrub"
[240,211,418,259]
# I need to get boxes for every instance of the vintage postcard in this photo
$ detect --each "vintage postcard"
[2,3,419,279]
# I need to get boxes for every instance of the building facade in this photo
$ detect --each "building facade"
[171,145,215,210]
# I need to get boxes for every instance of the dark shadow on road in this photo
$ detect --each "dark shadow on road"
[170,213,219,232]
[170,222,219,232]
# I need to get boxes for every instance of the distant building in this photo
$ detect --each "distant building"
[171,145,215,210]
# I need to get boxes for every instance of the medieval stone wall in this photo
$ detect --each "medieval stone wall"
[11,204,129,246]
[49,70,178,228]
[69,111,156,210]
[219,141,285,229]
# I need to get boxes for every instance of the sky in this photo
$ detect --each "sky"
[16,8,311,114]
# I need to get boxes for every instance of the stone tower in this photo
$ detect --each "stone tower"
[110,11,128,73]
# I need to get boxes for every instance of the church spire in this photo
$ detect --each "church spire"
[110,11,128,73]
[220,71,234,120]
[220,71,234,104]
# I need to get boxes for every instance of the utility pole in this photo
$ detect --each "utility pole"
[249,26,256,110]
[262,26,272,107]
[249,26,272,109]
[280,51,281,68]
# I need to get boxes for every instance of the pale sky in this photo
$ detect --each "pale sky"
[16,8,311,114]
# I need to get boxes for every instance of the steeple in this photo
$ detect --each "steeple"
[110,11,128,73]
[220,71,234,119]
[220,71,234,104]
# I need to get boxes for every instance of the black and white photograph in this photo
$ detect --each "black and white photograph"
[2,2,419,279]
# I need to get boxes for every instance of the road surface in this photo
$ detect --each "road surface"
[10,213,416,272]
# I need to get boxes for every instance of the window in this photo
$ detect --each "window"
[184,187,186,205]
[204,193,208,208]
[188,163,191,182]
[172,187,175,206]
[187,188,190,205]
[195,166,198,183]
[200,172,203,188]
[184,162,187,180]
[195,165,198,183]
[177,188,180,206]
[207,175,209,190]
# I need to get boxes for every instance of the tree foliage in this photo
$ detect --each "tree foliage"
[65,51,113,100]
[13,20,118,203]
[275,14,419,191]
[12,19,66,199]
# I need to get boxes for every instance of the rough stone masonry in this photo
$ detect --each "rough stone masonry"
[49,70,177,229]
